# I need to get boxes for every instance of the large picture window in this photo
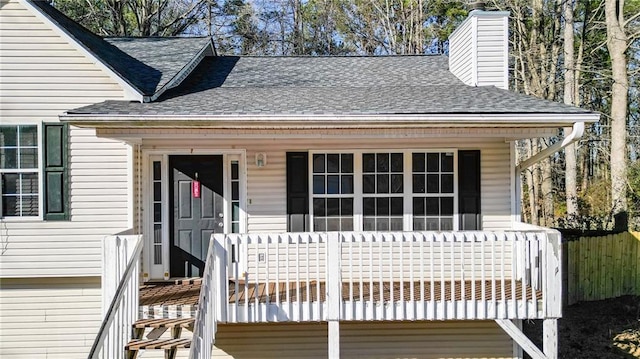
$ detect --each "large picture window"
[1,125,39,217]
[309,150,458,232]
[312,153,354,231]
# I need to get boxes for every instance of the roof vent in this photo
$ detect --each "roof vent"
[469,1,486,11]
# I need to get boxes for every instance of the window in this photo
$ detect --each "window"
[308,150,459,232]
[362,153,404,231]
[312,153,354,231]
[0,123,68,219]
[1,125,39,217]
[152,161,163,264]
[412,152,455,230]
[231,160,241,233]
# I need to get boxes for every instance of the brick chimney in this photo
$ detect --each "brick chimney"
[448,8,510,90]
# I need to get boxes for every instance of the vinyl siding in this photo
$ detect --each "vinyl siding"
[448,17,475,86]
[212,321,514,359]
[476,16,508,89]
[448,12,508,90]
[0,277,101,359]
[135,134,513,233]
[135,321,514,359]
[0,0,132,277]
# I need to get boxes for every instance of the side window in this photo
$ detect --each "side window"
[312,153,354,231]
[0,123,69,219]
[0,125,39,217]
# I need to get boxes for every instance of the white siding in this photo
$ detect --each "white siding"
[211,321,514,359]
[137,135,513,232]
[448,18,475,86]
[0,277,102,359]
[476,16,508,89]
[448,11,509,90]
[0,0,132,277]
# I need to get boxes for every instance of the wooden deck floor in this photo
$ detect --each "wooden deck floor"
[140,280,540,308]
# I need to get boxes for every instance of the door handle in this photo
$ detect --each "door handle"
[218,222,224,227]
[218,213,224,218]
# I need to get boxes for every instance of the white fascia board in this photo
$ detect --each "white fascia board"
[21,0,143,102]
[61,112,601,128]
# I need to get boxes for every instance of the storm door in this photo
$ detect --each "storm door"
[169,155,224,277]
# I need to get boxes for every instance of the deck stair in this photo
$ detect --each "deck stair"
[127,279,201,359]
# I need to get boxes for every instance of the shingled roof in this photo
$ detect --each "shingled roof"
[29,0,211,97]
[67,55,594,118]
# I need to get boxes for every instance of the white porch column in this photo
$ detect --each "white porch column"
[327,232,341,359]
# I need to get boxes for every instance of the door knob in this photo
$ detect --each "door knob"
[218,213,224,218]
[218,222,224,227]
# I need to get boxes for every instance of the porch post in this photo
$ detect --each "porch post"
[328,321,340,359]
[327,232,341,359]
[543,319,558,359]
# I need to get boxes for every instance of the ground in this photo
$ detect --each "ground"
[524,296,640,358]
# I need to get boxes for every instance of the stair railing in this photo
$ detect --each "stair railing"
[88,234,143,359]
[188,235,219,359]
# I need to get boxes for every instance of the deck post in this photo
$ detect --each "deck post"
[543,319,558,359]
[544,230,562,318]
[328,321,340,359]
[327,232,341,358]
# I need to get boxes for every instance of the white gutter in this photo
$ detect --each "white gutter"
[62,113,601,126]
[516,121,585,172]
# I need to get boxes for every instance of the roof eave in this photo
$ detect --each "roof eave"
[60,112,601,129]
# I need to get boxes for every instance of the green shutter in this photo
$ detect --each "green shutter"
[44,123,69,220]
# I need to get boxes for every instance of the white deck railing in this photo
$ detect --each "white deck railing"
[88,232,143,359]
[214,230,561,323]
[188,234,218,359]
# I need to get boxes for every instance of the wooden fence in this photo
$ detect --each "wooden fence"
[565,231,640,305]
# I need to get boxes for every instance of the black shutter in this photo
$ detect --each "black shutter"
[458,150,481,230]
[287,152,309,232]
[44,123,69,220]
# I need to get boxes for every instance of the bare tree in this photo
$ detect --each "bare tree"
[564,0,578,217]
[604,0,630,222]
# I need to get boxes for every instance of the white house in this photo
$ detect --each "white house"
[0,1,599,359]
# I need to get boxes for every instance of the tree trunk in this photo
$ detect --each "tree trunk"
[564,0,578,217]
[605,0,628,217]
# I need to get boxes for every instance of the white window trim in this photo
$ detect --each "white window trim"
[308,149,458,232]
[0,122,44,221]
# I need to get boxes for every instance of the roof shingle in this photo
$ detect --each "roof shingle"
[68,56,593,116]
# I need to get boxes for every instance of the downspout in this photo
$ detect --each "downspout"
[513,121,585,225]
[516,122,585,172]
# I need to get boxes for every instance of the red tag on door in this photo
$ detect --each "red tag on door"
[192,180,201,198]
